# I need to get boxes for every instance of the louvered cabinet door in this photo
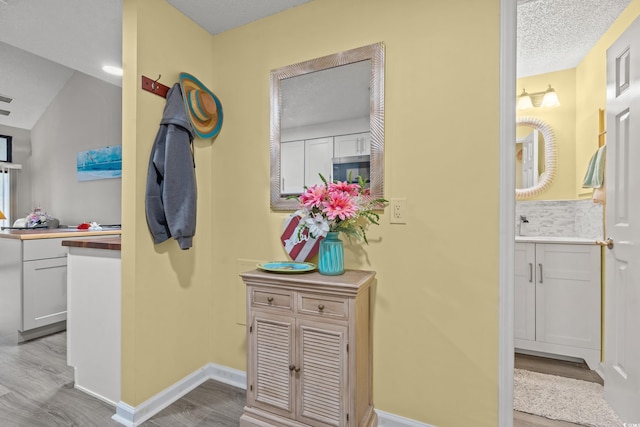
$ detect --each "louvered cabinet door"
[248,312,296,419]
[297,321,349,427]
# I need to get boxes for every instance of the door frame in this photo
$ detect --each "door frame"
[499,0,516,425]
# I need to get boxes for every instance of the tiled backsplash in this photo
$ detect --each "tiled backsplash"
[515,200,603,239]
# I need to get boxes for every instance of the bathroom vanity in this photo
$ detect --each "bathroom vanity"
[514,236,601,369]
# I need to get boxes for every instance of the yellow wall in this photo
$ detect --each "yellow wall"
[123,0,501,425]
[121,0,215,405]
[516,68,577,199]
[575,0,640,199]
[208,1,500,425]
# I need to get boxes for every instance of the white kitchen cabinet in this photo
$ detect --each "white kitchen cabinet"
[514,242,601,369]
[240,269,377,427]
[305,137,333,187]
[281,140,305,194]
[22,256,68,330]
[334,133,370,158]
[0,231,120,344]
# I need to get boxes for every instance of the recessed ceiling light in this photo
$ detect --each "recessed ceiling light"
[102,65,123,76]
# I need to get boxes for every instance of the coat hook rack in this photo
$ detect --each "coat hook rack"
[142,74,170,98]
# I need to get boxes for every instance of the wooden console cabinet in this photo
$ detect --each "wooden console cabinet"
[240,269,377,427]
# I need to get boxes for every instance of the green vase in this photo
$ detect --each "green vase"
[318,232,344,275]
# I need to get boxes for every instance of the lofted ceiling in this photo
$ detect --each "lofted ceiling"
[0,0,633,131]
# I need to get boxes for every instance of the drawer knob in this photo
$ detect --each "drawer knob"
[267,297,274,303]
[318,304,325,311]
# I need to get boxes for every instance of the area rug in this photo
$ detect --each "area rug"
[514,368,623,427]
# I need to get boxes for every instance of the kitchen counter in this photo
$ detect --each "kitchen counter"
[0,229,120,344]
[0,228,121,240]
[62,236,121,250]
[65,235,121,404]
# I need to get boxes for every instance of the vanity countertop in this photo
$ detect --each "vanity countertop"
[515,236,600,245]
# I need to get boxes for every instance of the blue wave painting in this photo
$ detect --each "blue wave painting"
[77,145,122,181]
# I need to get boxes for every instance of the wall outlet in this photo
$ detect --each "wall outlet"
[389,198,407,224]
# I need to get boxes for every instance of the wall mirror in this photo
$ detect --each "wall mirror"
[270,42,385,211]
[515,116,557,200]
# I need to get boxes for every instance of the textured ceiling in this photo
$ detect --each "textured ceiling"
[0,0,634,130]
[517,0,632,77]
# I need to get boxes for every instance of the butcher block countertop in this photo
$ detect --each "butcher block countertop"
[0,228,121,240]
[62,236,121,251]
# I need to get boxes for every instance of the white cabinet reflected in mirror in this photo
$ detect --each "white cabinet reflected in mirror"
[515,117,557,200]
[270,43,385,211]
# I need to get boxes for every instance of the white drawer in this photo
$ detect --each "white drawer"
[23,238,68,261]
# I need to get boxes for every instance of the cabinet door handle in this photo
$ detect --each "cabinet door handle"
[317,304,325,311]
[538,264,543,283]
[267,297,274,303]
[289,364,300,373]
[528,263,533,283]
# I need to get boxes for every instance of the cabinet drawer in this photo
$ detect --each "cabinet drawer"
[23,238,68,261]
[252,289,293,311]
[298,294,347,318]
[22,257,68,331]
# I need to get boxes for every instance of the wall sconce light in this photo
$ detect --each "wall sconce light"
[516,85,560,111]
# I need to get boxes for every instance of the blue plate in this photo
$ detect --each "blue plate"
[257,261,316,273]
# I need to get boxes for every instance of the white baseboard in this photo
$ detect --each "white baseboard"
[377,410,435,427]
[112,364,218,427]
[111,363,431,427]
[74,383,118,407]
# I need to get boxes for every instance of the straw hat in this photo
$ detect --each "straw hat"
[179,73,223,139]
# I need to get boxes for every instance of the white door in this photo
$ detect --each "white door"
[604,15,640,423]
[520,130,539,188]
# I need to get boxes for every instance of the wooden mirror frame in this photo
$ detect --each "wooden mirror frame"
[270,42,385,211]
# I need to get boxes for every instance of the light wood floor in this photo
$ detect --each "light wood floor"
[0,332,245,426]
[514,352,604,427]
[0,332,605,426]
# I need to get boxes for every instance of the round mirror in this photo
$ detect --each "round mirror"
[515,116,557,200]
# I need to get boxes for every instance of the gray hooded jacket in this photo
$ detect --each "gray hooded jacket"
[145,83,197,250]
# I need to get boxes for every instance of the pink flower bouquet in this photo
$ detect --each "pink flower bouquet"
[290,174,388,244]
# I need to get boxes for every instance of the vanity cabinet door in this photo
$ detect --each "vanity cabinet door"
[22,257,68,331]
[514,243,536,341]
[535,243,601,350]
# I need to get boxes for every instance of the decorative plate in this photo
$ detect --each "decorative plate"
[257,261,316,273]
